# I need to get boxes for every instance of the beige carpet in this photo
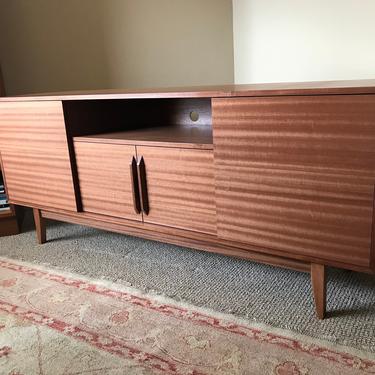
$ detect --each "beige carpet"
[0,257,374,375]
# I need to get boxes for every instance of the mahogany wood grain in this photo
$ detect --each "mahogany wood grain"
[73,141,141,221]
[0,76,19,237]
[33,208,46,244]
[213,95,375,268]
[136,146,216,234]
[2,79,375,101]
[0,101,77,211]
[74,126,213,150]
[311,264,326,319]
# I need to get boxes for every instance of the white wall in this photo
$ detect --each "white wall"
[0,0,234,95]
[233,0,375,84]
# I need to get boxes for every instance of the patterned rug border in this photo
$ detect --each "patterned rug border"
[1,255,374,370]
[0,299,179,375]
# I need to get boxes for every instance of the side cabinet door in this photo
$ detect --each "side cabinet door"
[74,141,141,221]
[0,101,77,211]
[137,146,216,234]
[213,95,375,269]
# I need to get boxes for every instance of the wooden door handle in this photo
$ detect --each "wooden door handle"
[137,156,149,215]
[130,156,141,214]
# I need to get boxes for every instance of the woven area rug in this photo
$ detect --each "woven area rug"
[1,214,375,352]
[0,257,374,375]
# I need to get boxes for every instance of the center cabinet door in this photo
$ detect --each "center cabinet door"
[136,146,216,234]
[74,142,141,221]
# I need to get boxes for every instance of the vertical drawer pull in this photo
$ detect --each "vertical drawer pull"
[130,156,141,214]
[137,156,149,215]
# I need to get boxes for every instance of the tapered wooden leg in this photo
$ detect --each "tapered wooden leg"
[33,208,46,244]
[311,263,326,319]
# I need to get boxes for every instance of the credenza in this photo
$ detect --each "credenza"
[1,80,375,319]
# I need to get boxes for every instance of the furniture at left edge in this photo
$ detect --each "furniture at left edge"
[0,65,20,237]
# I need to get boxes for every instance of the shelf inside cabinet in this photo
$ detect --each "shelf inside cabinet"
[73,125,213,150]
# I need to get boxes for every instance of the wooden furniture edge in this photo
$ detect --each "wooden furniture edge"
[33,208,46,244]
[73,135,214,151]
[0,151,20,237]
[2,79,375,102]
[311,264,326,319]
[63,103,83,213]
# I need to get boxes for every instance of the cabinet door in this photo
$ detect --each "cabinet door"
[0,101,77,211]
[136,146,216,234]
[74,141,141,221]
[213,95,375,268]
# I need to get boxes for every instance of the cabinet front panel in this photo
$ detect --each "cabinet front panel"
[213,95,375,268]
[137,146,216,234]
[0,101,77,211]
[74,142,141,221]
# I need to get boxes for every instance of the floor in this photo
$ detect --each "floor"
[0,212,374,352]
[1,257,372,374]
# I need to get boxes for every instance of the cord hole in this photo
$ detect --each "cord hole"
[189,111,199,122]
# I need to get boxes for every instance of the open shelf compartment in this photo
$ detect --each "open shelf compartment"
[65,97,213,149]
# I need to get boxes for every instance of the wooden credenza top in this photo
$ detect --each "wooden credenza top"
[1,79,375,102]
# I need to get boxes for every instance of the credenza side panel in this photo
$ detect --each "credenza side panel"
[213,95,375,268]
[0,101,77,211]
